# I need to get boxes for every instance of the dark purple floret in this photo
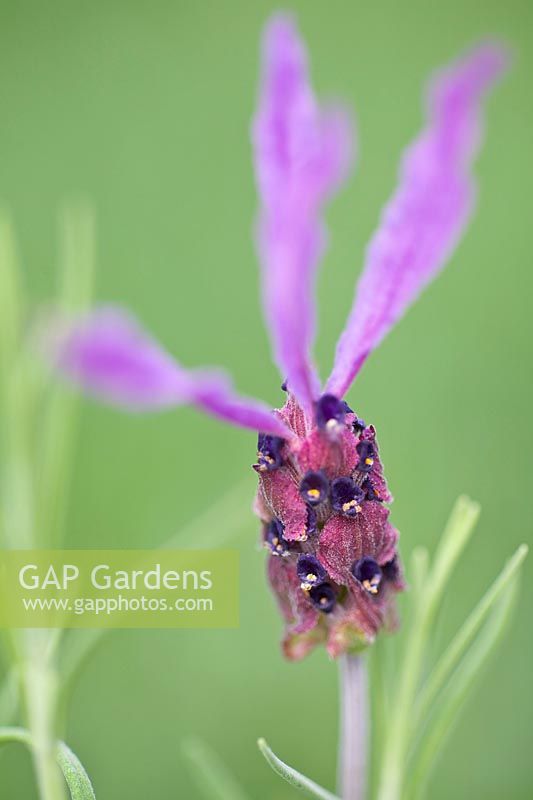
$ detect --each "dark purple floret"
[352,415,366,434]
[281,380,288,392]
[315,394,347,431]
[255,433,285,472]
[382,556,400,582]
[299,471,329,506]
[296,554,328,589]
[331,477,365,517]
[363,477,380,502]
[309,583,337,613]
[356,440,375,473]
[265,519,290,556]
[352,557,382,594]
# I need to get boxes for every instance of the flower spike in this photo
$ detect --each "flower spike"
[253,14,354,414]
[326,43,509,398]
[51,307,290,437]
[45,15,507,662]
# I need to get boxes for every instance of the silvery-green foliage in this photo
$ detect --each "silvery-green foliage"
[0,727,96,800]
[254,497,526,800]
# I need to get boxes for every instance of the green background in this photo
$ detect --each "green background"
[0,0,532,797]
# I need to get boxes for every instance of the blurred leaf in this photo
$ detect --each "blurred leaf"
[406,572,522,800]
[414,544,528,731]
[165,478,253,549]
[257,738,339,800]
[0,726,96,799]
[0,215,40,550]
[0,356,39,549]
[35,201,95,548]
[376,496,480,800]
[0,671,18,725]
[0,725,30,746]
[58,629,106,708]
[182,736,249,800]
[426,496,481,619]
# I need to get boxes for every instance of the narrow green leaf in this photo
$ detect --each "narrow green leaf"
[0,726,96,799]
[428,496,480,613]
[257,738,340,800]
[0,725,29,746]
[376,496,480,800]
[414,544,528,730]
[57,740,96,800]
[182,736,249,800]
[406,575,521,800]
[0,357,38,549]
[0,216,38,547]
[58,629,107,708]
[164,478,253,549]
[35,202,96,548]
[0,671,18,725]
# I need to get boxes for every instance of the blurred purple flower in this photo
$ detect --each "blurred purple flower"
[51,15,508,659]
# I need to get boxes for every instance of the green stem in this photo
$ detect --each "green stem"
[21,635,66,800]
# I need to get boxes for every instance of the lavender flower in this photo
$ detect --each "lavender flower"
[50,15,507,660]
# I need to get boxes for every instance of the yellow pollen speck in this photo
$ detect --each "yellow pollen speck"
[363,579,378,594]
[306,573,317,582]
[365,457,374,466]
[301,582,312,591]
[307,488,321,499]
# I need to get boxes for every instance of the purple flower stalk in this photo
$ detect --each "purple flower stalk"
[51,15,507,660]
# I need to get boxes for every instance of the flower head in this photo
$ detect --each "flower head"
[47,15,508,659]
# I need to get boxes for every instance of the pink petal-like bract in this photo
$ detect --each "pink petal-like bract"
[253,14,354,414]
[53,307,290,437]
[325,43,509,398]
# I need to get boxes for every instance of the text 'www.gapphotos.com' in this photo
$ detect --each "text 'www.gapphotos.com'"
[20,595,215,616]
